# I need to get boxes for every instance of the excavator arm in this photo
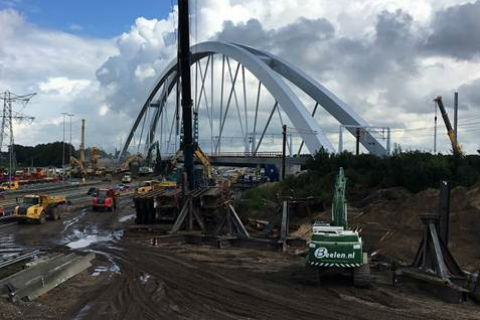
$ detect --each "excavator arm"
[120,154,144,172]
[169,147,212,180]
[194,148,212,179]
[434,96,462,156]
[331,167,348,228]
[70,156,85,173]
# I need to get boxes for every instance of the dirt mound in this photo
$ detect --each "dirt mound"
[294,184,480,271]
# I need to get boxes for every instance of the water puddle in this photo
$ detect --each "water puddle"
[74,303,92,320]
[91,265,111,276]
[139,272,151,284]
[66,229,123,249]
[62,209,87,232]
[85,249,121,275]
[119,213,135,223]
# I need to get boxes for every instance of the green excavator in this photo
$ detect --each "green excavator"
[307,167,371,287]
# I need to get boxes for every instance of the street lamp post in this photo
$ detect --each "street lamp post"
[61,113,67,174]
[61,113,74,180]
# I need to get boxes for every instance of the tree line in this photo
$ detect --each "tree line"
[0,142,111,168]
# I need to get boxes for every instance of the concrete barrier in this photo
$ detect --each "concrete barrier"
[0,252,95,302]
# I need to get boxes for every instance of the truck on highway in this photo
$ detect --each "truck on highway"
[13,194,67,224]
[92,188,117,212]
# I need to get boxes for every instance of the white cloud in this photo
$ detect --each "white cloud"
[98,104,109,116]
[1,1,480,155]
[134,64,156,81]
[0,9,118,149]
[38,77,90,95]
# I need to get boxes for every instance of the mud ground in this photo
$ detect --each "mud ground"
[0,192,479,319]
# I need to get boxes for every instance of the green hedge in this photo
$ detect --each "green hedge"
[239,150,480,211]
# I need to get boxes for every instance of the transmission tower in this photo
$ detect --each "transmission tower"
[0,91,36,180]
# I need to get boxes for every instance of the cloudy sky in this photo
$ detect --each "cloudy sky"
[0,0,479,155]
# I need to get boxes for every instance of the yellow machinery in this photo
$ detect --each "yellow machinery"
[0,180,19,191]
[434,96,462,156]
[70,156,86,177]
[13,194,67,224]
[169,147,213,180]
[194,148,213,180]
[91,147,99,171]
[119,154,143,173]
[135,180,176,195]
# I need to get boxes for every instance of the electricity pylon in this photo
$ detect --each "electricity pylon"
[0,91,36,180]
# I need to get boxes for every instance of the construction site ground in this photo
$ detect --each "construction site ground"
[0,184,479,319]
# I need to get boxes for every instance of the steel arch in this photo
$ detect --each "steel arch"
[120,41,386,159]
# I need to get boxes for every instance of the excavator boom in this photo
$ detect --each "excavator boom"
[194,148,212,179]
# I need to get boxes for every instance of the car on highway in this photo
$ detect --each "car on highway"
[116,183,130,192]
[122,173,132,184]
[86,187,97,196]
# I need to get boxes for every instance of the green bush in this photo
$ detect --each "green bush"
[239,150,480,213]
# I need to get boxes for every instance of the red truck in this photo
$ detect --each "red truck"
[92,188,117,212]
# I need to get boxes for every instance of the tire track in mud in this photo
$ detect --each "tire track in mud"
[70,241,433,320]
[7,193,476,320]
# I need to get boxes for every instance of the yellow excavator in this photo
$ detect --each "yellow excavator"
[194,148,213,180]
[434,96,462,156]
[118,154,144,173]
[168,147,213,180]
[70,156,86,177]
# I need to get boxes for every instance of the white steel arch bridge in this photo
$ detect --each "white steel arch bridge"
[119,41,388,160]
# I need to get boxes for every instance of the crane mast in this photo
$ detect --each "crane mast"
[434,96,462,156]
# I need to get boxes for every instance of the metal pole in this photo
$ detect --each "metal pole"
[282,124,287,180]
[386,127,391,155]
[8,92,12,182]
[454,92,458,146]
[434,103,437,154]
[281,200,288,247]
[438,181,450,247]
[61,113,66,171]
[69,115,72,160]
[68,114,74,178]
[355,127,360,155]
[80,119,86,165]
[289,133,292,156]
[338,125,343,153]
[178,0,194,190]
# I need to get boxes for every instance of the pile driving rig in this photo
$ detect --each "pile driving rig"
[307,168,370,287]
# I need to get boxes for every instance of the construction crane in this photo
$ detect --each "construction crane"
[434,96,462,156]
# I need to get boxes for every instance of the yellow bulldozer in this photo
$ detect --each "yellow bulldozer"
[13,194,67,224]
